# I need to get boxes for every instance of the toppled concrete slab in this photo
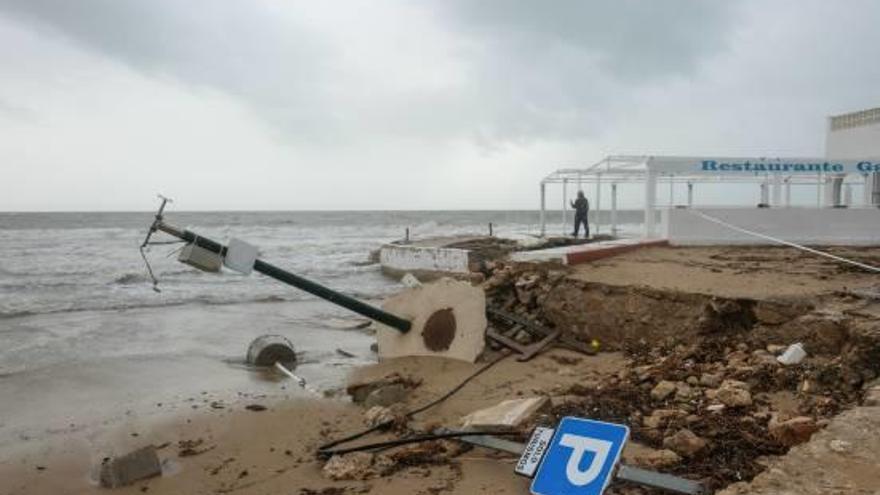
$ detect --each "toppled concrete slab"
[461,397,549,430]
[376,278,487,363]
[99,445,162,488]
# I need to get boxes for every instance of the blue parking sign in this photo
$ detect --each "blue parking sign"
[530,417,630,495]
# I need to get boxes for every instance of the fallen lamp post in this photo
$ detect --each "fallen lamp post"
[139,196,412,333]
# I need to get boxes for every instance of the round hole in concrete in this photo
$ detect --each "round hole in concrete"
[422,308,456,352]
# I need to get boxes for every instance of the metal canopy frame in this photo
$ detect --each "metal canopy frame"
[539,155,876,238]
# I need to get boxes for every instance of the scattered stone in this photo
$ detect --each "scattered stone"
[633,448,682,469]
[322,453,393,481]
[99,445,162,488]
[766,344,786,354]
[245,404,267,412]
[750,350,778,366]
[364,406,393,427]
[769,416,820,447]
[716,380,753,407]
[707,404,726,414]
[363,406,406,428]
[461,397,550,430]
[651,380,677,401]
[828,439,852,453]
[662,429,707,457]
[800,379,816,394]
[642,409,686,429]
[699,373,724,388]
[675,383,699,401]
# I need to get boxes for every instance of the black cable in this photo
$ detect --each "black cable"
[318,351,511,455]
[318,430,519,458]
[406,351,510,417]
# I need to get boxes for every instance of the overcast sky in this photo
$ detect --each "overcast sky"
[1,0,879,211]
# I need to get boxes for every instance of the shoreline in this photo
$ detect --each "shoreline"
[3,244,880,494]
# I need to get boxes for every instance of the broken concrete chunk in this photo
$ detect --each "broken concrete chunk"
[674,382,699,401]
[716,380,753,408]
[99,445,162,488]
[364,405,406,428]
[662,429,707,457]
[766,344,786,354]
[633,448,682,469]
[642,409,686,429]
[650,380,677,401]
[769,416,820,447]
[699,372,724,388]
[461,397,550,430]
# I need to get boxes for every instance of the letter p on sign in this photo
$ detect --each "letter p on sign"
[531,417,629,495]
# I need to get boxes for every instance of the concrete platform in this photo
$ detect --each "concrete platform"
[510,238,668,265]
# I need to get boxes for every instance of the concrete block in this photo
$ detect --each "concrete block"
[99,445,162,488]
[379,244,470,275]
[461,397,550,430]
[376,278,486,363]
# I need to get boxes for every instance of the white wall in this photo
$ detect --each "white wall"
[826,120,880,158]
[827,116,880,206]
[379,244,470,274]
[663,207,880,246]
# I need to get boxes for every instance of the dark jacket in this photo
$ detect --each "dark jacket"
[571,197,589,215]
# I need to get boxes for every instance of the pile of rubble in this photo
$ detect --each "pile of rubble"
[319,260,880,492]
[481,260,880,491]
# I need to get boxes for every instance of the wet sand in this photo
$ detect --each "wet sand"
[1,349,626,495]
[570,245,880,298]
[5,244,880,494]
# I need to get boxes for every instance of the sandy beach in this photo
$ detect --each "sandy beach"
[4,243,880,494]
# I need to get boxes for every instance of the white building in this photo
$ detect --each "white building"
[826,106,880,206]
[538,107,880,245]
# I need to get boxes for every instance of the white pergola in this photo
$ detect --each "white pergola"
[539,155,880,237]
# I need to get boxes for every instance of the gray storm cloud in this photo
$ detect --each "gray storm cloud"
[0,0,738,145]
[3,1,880,210]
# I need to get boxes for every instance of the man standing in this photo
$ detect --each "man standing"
[570,190,589,238]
